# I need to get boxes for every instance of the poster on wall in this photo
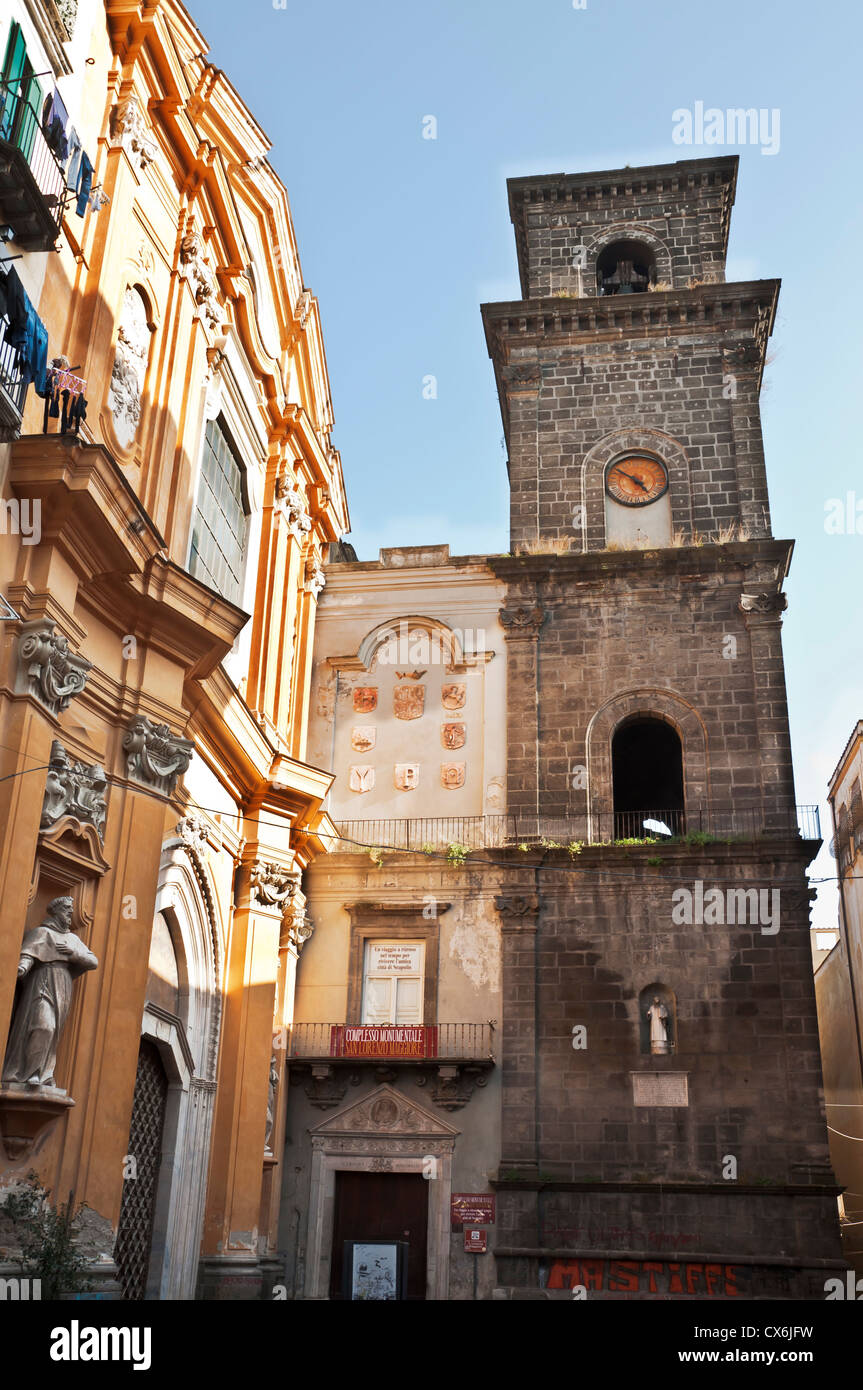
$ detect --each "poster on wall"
[343,1240,408,1301]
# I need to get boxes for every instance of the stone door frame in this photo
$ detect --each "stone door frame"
[304,1085,458,1300]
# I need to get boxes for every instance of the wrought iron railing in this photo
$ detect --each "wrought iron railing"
[0,81,67,236]
[287,1022,495,1061]
[0,304,28,426]
[332,805,820,852]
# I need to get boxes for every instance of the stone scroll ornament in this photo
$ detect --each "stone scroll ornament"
[2,897,98,1090]
[123,716,194,796]
[738,592,788,616]
[275,477,312,542]
[18,621,92,717]
[110,92,156,171]
[304,558,326,598]
[41,740,107,842]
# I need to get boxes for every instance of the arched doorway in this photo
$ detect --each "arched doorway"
[612,717,685,838]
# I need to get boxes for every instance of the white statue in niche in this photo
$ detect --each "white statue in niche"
[108,286,151,448]
[646,996,670,1055]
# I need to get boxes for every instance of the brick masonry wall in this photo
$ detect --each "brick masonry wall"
[508,159,738,298]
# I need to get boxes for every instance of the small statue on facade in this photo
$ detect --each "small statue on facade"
[646,995,670,1055]
[2,897,98,1089]
[264,1055,279,1151]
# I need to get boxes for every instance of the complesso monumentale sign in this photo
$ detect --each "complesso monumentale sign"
[330,1026,438,1058]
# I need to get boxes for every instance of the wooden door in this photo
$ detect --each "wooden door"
[330,1171,429,1300]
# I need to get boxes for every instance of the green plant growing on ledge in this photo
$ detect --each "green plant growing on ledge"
[421,842,435,856]
[368,846,385,870]
[446,842,470,868]
[567,840,583,858]
[2,1172,94,1300]
[518,842,530,852]
[540,837,562,849]
[646,855,663,867]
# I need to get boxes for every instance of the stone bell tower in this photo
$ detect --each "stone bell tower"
[482,157,844,1299]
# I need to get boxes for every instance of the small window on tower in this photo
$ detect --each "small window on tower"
[597,240,656,296]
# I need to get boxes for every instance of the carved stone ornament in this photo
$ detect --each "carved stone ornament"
[18,621,91,716]
[40,740,107,842]
[179,232,223,331]
[53,0,78,43]
[123,716,194,796]
[351,727,376,752]
[354,688,377,713]
[2,896,98,1090]
[295,290,311,328]
[494,894,540,919]
[441,762,465,790]
[441,683,466,711]
[110,93,157,171]
[499,606,544,635]
[394,763,420,792]
[304,558,326,598]
[176,814,209,851]
[738,592,788,616]
[287,906,315,950]
[441,722,466,750]
[250,861,298,911]
[108,286,150,449]
[349,766,375,794]
[394,686,425,721]
[275,477,312,541]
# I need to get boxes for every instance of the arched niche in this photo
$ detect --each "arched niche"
[586,688,710,840]
[638,982,677,1055]
[107,283,156,452]
[586,224,673,295]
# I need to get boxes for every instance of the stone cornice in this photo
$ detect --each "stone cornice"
[482,279,779,367]
[488,538,793,586]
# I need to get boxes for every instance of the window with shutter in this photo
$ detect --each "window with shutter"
[361,942,424,1025]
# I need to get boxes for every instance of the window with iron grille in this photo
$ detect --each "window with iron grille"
[188,416,249,605]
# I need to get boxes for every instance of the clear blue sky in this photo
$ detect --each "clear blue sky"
[195,0,862,926]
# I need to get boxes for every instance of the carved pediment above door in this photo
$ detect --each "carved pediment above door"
[310,1082,460,1141]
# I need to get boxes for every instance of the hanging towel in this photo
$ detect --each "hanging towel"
[75,151,93,217]
[4,268,49,391]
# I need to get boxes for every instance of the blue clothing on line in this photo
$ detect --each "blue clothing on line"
[75,151,93,217]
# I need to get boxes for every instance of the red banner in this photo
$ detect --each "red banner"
[330,1025,438,1058]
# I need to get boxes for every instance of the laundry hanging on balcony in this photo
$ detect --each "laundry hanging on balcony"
[37,356,87,434]
[3,265,48,391]
[41,88,69,165]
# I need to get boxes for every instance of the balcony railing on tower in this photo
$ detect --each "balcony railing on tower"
[0,303,28,436]
[0,81,68,250]
[330,804,821,853]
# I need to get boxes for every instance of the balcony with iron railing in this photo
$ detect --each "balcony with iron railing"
[0,306,28,436]
[0,81,68,250]
[287,1021,495,1064]
[329,804,821,854]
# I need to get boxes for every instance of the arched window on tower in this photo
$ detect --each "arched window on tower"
[596,240,656,296]
[612,717,684,839]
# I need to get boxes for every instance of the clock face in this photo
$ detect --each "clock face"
[605,455,669,507]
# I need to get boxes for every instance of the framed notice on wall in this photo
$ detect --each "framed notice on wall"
[342,1240,408,1301]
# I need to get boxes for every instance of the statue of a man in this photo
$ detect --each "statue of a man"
[646,995,670,1055]
[264,1056,279,1151]
[2,897,98,1089]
